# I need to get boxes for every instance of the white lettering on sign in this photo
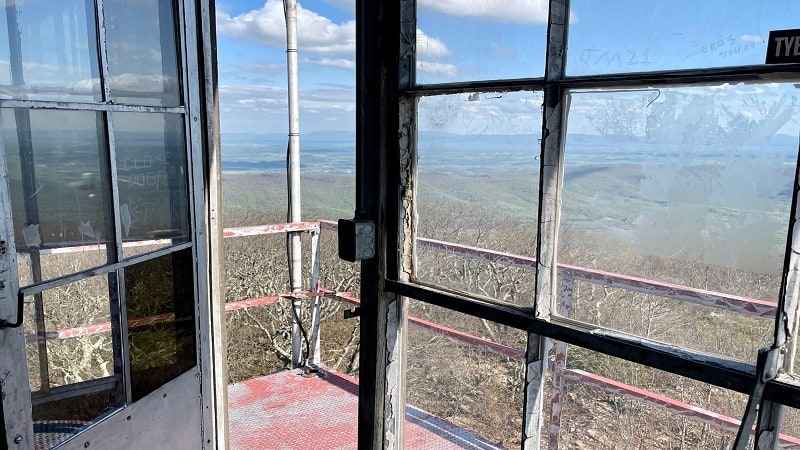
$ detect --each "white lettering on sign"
[774,35,800,57]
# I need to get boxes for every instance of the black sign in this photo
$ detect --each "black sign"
[766,29,800,64]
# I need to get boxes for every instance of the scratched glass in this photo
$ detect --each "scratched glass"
[405,300,525,449]
[25,274,122,447]
[104,0,182,106]
[416,0,547,84]
[413,92,541,307]
[113,112,190,256]
[2,109,112,282]
[0,0,101,102]
[567,0,800,75]
[556,83,799,360]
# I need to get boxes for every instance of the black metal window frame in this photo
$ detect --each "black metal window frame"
[356,0,800,448]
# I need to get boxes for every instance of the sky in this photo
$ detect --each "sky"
[214,0,800,137]
[3,0,796,137]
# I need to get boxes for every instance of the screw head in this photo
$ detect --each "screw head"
[14,435,22,444]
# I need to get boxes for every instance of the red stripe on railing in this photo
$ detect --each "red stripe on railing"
[222,222,319,238]
[416,237,777,318]
[563,368,800,447]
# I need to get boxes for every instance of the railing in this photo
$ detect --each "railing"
[26,220,800,448]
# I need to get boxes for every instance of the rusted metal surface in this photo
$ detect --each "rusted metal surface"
[418,238,537,271]
[24,296,283,343]
[560,263,777,318]
[39,222,779,321]
[418,236,777,318]
[222,222,318,238]
[227,368,502,450]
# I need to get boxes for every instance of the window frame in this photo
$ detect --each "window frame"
[357,0,800,448]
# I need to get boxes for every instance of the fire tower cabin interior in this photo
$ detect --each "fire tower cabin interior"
[4,0,800,449]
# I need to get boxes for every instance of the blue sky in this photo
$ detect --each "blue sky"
[214,0,800,136]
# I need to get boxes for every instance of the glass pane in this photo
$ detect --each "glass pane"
[414,92,541,306]
[416,0,547,83]
[0,0,100,101]
[24,274,122,448]
[114,112,189,255]
[105,0,181,106]
[126,248,196,402]
[405,301,525,448]
[781,407,800,446]
[552,344,752,448]
[567,0,800,75]
[558,83,799,359]
[3,109,112,281]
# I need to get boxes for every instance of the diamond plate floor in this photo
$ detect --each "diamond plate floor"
[228,368,503,449]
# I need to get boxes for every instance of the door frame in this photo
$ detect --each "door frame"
[0,0,226,448]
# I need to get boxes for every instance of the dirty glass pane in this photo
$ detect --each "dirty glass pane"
[24,274,122,448]
[414,92,541,307]
[781,408,800,445]
[558,83,799,360]
[405,300,525,449]
[2,109,112,281]
[104,0,181,106]
[113,112,189,255]
[126,248,196,402]
[0,0,100,102]
[567,0,800,75]
[416,1,547,84]
[551,343,754,448]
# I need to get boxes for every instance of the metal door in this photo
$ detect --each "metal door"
[0,1,223,449]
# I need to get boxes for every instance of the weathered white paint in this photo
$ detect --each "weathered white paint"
[57,370,203,450]
[0,108,32,449]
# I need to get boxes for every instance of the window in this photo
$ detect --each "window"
[361,0,800,446]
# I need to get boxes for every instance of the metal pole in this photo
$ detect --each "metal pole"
[284,0,304,368]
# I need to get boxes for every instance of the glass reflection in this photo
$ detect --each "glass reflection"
[126,248,196,401]
[0,0,101,101]
[414,92,541,306]
[105,0,181,106]
[26,274,122,449]
[2,109,112,281]
[558,83,799,358]
[113,112,189,253]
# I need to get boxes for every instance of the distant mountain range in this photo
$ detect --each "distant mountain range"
[220,131,799,174]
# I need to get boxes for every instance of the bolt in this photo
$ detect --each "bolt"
[14,435,22,444]
[84,441,90,448]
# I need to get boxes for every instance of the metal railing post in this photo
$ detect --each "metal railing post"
[309,228,322,365]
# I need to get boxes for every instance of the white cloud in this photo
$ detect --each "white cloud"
[741,34,765,43]
[217,0,355,55]
[219,84,355,133]
[417,29,450,59]
[416,61,458,77]
[302,57,355,70]
[218,2,452,73]
[418,0,549,24]
[232,62,285,76]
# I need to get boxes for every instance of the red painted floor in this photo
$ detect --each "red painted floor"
[228,368,503,449]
